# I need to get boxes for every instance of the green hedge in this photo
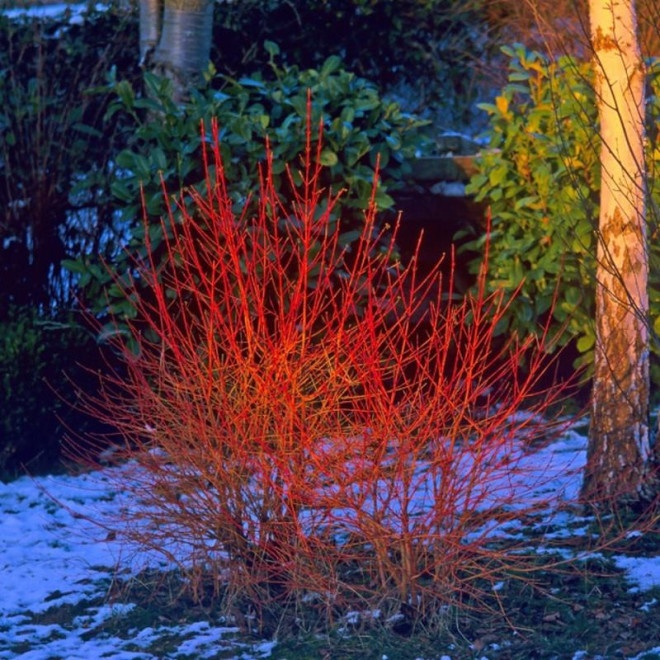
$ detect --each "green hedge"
[463,45,660,378]
[70,51,432,325]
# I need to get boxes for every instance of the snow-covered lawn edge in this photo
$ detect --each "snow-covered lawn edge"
[0,468,274,660]
[1,428,658,660]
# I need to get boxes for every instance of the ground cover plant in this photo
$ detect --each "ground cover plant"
[62,109,597,640]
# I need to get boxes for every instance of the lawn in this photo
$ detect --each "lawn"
[1,422,659,660]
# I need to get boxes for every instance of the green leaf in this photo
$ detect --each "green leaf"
[111,179,135,203]
[151,147,168,171]
[78,270,91,288]
[370,144,390,169]
[72,122,103,138]
[319,148,338,167]
[653,315,660,338]
[238,77,265,89]
[373,189,394,209]
[320,55,342,77]
[116,150,137,171]
[338,229,362,247]
[61,259,86,274]
[264,40,280,57]
[115,80,134,109]
[134,97,166,113]
[514,195,539,210]
[509,71,531,82]
[576,333,595,353]
[564,287,581,306]
[133,154,152,180]
[97,323,130,344]
[257,114,270,130]
[489,165,508,187]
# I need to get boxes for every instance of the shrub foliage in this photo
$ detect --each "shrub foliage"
[464,45,660,376]
[73,53,431,324]
[208,0,492,125]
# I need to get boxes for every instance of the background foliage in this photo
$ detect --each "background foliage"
[0,305,104,480]
[0,6,140,479]
[71,50,432,322]
[5,0,655,475]
[463,45,660,380]
[0,7,140,312]
[208,0,493,127]
[1,1,452,476]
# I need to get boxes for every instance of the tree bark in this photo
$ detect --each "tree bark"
[138,0,214,102]
[152,0,214,101]
[583,0,658,504]
[139,0,163,67]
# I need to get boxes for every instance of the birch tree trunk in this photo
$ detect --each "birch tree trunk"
[583,0,658,504]
[139,0,163,67]
[138,0,214,102]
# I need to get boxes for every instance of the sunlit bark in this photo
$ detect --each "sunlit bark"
[583,0,658,503]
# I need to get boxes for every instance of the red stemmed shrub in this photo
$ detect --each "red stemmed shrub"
[70,112,576,633]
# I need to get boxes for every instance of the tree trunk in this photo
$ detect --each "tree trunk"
[139,0,163,67]
[152,0,214,102]
[583,0,658,504]
[138,0,214,102]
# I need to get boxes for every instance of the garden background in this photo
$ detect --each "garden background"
[1,1,659,658]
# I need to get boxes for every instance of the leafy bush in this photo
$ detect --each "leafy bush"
[0,0,491,319]
[73,53,431,322]
[462,45,660,374]
[69,120,575,634]
[209,0,492,126]
[0,306,102,480]
[0,5,140,312]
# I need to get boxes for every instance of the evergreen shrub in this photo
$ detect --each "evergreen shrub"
[209,0,492,126]
[72,52,432,326]
[463,45,660,378]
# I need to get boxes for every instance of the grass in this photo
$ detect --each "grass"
[8,527,656,660]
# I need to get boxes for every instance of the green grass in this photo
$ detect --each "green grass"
[105,534,659,659]
[5,527,658,659]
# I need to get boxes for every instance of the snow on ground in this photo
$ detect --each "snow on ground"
[0,468,273,659]
[1,3,105,22]
[612,553,660,592]
[0,427,658,659]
